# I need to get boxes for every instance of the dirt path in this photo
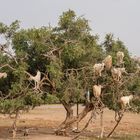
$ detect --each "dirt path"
[0,105,140,139]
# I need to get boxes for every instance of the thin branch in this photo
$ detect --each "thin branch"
[107,110,125,138]
[72,110,95,140]
[40,72,56,90]
[0,64,16,70]
[0,44,18,64]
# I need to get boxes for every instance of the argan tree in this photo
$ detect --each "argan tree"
[0,10,140,139]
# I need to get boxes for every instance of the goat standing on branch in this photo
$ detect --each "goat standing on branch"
[120,95,133,109]
[25,70,41,90]
[116,51,124,66]
[93,63,105,77]
[102,55,112,70]
[111,67,127,81]
[0,72,7,79]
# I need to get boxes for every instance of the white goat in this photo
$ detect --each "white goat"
[29,70,41,90]
[120,95,133,109]
[93,63,105,77]
[102,55,112,70]
[111,67,127,81]
[93,85,102,98]
[0,72,7,79]
[117,51,124,66]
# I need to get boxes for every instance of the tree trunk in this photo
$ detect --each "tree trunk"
[12,110,19,139]
[107,111,124,138]
[56,102,94,134]
[100,110,104,138]
[58,100,74,127]
[76,102,79,130]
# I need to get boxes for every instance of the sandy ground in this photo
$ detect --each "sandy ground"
[0,104,140,140]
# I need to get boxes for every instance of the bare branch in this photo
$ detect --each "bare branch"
[0,64,16,70]
[0,44,18,64]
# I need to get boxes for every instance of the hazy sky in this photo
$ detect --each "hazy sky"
[0,0,140,56]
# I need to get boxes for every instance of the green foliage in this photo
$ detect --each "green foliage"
[0,10,140,116]
[24,92,44,107]
[0,20,20,39]
[59,10,76,30]
[0,99,25,114]
[0,22,8,33]
[43,94,60,104]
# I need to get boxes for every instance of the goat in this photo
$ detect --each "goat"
[111,67,127,81]
[120,95,133,109]
[102,55,112,70]
[93,63,105,77]
[117,51,124,66]
[28,70,41,90]
[93,85,102,98]
[0,72,7,79]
